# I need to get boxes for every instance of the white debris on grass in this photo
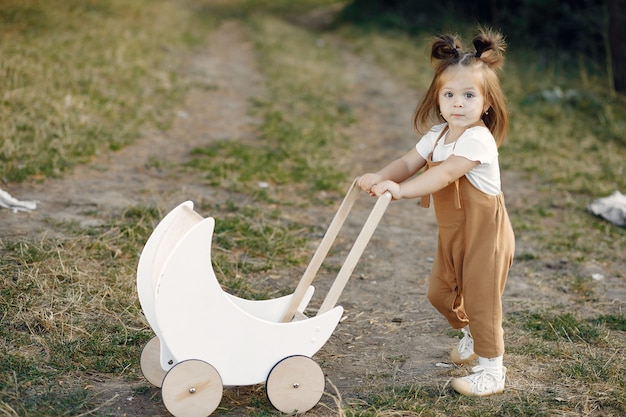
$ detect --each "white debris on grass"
[591,273,604,281]
[435,362,453,368]
[0,188,37,213]
[588,191,626,227]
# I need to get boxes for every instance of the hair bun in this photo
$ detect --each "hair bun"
[472,28,506,70]
[431,35,463,62]
[474,38,488,57]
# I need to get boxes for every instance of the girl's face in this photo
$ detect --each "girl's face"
[438,66,490,131]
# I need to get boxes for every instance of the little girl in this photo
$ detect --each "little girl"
[358,28,515,397]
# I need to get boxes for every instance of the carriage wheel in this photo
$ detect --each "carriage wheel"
[140,336,166,388]
[161,360,223,417]
[266,355,325,414]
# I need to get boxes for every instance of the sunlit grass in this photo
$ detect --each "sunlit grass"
[334,26,434,90]
[0,0,207,182]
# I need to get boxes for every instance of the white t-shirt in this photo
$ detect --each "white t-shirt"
[415,124,502,195]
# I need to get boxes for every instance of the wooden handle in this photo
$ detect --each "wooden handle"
[317,191,391,315]
[279,178,362,322]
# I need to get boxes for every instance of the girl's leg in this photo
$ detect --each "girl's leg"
[461,239,512,358]
[462,206,514,358]
[426,252,468,329]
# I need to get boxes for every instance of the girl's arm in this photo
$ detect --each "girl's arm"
[357,148,426,194]
[370,155,479,199]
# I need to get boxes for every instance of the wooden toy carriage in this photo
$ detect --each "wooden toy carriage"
[136,179,391,416]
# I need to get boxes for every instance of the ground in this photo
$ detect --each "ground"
[2,18,624,417]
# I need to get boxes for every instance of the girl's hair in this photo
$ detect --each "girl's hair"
[413,27,508,146]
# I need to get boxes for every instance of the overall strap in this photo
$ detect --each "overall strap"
[419,126,449,209]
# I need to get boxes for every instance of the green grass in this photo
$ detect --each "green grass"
[0,208,157,415]
[504,73,626,196]
[206,201,313,299]
[1,0,626,416]
[340,311,626,416]
[0,0,207,182]
[505,310,626,415]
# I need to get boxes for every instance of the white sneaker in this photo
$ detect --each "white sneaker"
[450,327,478,364]
[451,365,506,397]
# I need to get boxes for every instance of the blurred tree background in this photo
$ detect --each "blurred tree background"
[338,0,626,94]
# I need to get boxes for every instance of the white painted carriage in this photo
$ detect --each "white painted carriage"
[136,179,391,416]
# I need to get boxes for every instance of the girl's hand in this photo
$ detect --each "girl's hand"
[357,173,383,195]
[371,180,401,199]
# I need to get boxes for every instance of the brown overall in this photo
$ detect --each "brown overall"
[420,133,515,359]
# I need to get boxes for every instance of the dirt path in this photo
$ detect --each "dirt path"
[2,18,623,417]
